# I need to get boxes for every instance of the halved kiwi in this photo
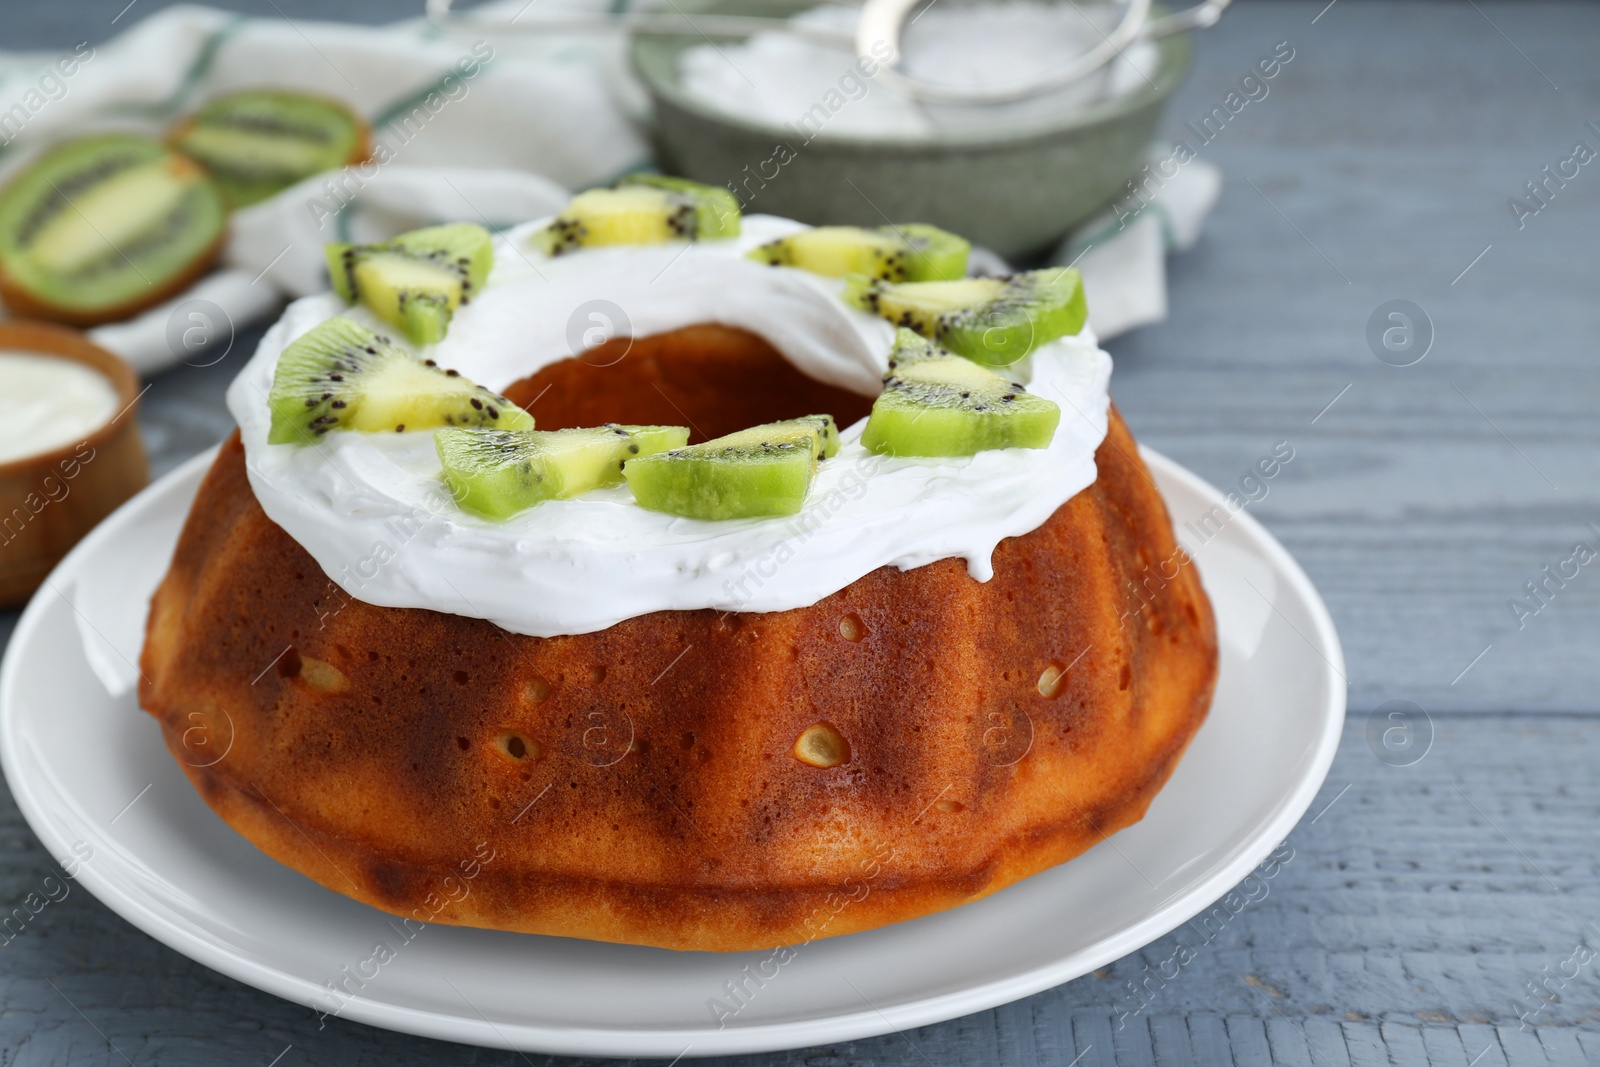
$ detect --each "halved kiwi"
[843,267,1087,367]
[437,424,689,519]
[623,415,837,520]
[861,329,1059,456]
[267,316,532,445]
[748,223,969,282]
[326,222,494,346]
[170,89,370,209]
[0,134,227,326]
[531,174,741,255]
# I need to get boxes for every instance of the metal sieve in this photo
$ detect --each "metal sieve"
[427,0,1230,104]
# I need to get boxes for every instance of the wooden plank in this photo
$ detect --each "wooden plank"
[1103,0,1600,718]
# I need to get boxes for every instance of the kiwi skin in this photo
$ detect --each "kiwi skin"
[0,152,227,327]
[0,231,225,326]
[167,90,373,209]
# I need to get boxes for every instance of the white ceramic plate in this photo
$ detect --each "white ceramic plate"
[0,445,1344,1059]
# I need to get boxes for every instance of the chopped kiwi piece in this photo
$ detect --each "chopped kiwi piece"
[531,174,740,255]
[861,329,1059,457]
[267,316,532,445]
[169,89,368,208]
[437,424,689,519]
[896,223,971,280]
[747,223,968,282]
[843,267,1086,367]
[0,134,226,325]
[326,222,493,346]
[624,415,838,520]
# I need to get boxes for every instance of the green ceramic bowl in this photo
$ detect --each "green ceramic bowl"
[631,2,1191,261]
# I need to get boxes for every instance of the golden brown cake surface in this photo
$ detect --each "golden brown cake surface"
[139,324,1218,952]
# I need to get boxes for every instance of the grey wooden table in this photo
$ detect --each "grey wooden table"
[2,1,1598,1064]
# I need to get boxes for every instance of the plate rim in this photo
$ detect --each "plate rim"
[0,443,1346,1059]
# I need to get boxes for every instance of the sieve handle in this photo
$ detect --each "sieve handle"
[1142,0,1232,40]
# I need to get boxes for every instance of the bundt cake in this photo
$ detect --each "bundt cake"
[139,202,1217,953]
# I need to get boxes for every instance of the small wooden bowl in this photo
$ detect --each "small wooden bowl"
[0,322,148,607]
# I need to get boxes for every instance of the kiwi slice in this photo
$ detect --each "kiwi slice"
[843,267,1087,367]
[748,223,968,282]
[0,134,227,326]
[531,174,741,255]
[169,90,369,209]
[624,415,838,520]
[326,222,493,346]
[436,424,689,519]
[267,316,532,445]
[861,330,1059,457]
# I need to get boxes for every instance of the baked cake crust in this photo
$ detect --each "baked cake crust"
[140,326,1217,952]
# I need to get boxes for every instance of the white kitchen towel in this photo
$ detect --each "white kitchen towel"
[0,1,1218,373]
[0,0,643,373]
[1054,153,1223,340]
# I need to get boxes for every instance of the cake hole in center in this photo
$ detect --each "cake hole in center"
[497,324,874,443]
[838,613,867,642]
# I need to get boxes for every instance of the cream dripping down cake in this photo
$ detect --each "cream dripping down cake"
[140,176,1218,952]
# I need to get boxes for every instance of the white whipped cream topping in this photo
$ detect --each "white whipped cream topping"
[226,215,1112,637]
